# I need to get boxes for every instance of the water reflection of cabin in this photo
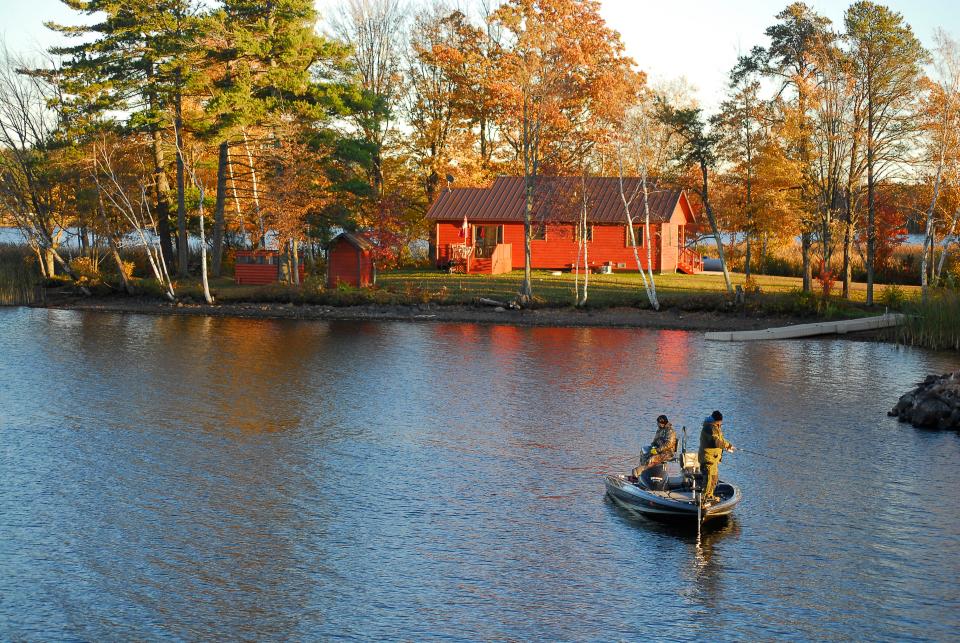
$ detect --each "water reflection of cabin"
[234,249,305,285]
[427,176,702,274]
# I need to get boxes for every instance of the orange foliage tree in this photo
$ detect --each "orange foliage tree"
[489,0,641,302]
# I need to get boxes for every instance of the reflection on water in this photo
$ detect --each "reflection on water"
[1,308,958,640]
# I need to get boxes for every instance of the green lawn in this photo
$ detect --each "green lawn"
[159,268,921,318]
[376,268,918,308]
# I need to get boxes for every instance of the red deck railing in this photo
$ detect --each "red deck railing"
[679,247,703,273]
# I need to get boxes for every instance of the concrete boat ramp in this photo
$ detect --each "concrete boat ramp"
[706,313,906,342]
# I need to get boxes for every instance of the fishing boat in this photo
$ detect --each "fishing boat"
[605,451,741,524]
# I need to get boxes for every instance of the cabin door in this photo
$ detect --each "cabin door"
[473,225,503,258]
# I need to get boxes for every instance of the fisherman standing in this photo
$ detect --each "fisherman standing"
[632,415,677,478]
[698,410,735,504]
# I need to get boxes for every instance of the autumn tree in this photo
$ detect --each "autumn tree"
[659,104,733,294]
[490,0,638,304]
[332,0,407,200]
[0,47,89,292]
[759,2,832,292]
[845,1,927,305]
[714,52,768,279]
[406,4,464,204]
[919,30,960,294]
[47,0,206,275]
[202,0,345,275]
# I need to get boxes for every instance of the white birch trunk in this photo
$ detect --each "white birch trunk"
[242,129,265,248]
[226,146,247,249]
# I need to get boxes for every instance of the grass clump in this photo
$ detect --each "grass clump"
[899,290,960,351]
[0,244,43,305]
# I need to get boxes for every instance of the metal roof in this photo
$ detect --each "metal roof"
[330,231,374,251]
[426,176,685,224]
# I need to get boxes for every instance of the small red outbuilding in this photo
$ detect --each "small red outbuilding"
[327,232,376,288]
[234,249,306,285]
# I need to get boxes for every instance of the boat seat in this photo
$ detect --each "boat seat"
[665,474,686,490]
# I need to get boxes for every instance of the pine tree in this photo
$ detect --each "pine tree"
[47,0,203,274]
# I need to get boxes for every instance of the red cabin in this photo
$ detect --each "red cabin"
[327,232,376,288]
[427,176,702,274]
[234,249,305,285]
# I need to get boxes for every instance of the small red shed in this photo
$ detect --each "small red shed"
[327,232,376,288]
[234,249,305,285]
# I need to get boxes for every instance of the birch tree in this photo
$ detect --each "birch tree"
[660,104,734,295]
[0,47,89,293]
[615,101,662,310]
[921,30,960,295]
[91,136,176,300]
[491,0,638,304]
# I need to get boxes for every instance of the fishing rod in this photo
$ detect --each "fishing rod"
[731,446,787,462]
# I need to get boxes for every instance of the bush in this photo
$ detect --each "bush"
[878,284,908,309]
[68,256,102,284]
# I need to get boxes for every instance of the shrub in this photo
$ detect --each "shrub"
[68,256,102,284]
[878,284,907,309]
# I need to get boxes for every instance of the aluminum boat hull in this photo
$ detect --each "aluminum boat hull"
[605,473,740,523]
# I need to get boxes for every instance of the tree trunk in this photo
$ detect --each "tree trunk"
[522,176,533,303]
[150,129,175,271]
[226,146,246,248]
[292,238,300,286]
[242,130,264,247]
[198,186,213,304]
[519,101,534,304]
[211,141,229,277]
[801,232,812,291]
[842,217,854,299]
[865,87,876,306]
[43,247,55,278]
[701,161,733,294]
[745,236,752,280]
[175,93,188,277]
[97,187,134,295]
[935,208,960,283]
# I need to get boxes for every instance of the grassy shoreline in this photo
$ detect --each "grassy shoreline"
[7,258,957,348]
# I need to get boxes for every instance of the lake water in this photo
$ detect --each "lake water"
[1,308,958,640]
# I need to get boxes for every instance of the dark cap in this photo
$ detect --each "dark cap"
[711,410,723,422]
[657,415,669,424]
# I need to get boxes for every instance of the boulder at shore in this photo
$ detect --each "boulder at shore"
[889,372,960,430]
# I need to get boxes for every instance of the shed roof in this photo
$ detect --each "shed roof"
[426,176,687,224]
[330,231,374,251]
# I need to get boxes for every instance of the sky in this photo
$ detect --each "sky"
[4,0,959,115]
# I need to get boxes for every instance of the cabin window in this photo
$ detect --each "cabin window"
[575,224,593,242]
[625,224,645,247]
[531,223,547,241]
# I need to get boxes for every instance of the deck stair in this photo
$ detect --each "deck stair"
[471,258,492,273]
[677,247,703,274]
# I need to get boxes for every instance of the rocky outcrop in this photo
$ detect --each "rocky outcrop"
[889,372,960,430]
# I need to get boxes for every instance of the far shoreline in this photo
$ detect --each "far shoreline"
[25,293,894,342]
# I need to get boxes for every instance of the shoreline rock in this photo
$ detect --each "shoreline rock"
[889,372,960,430]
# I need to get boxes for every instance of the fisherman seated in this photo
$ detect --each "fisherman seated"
[631,415,678,480]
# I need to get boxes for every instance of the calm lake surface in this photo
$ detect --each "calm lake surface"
[1,308,958,641]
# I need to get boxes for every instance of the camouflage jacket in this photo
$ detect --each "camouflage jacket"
[698,422,731,464]
[651,422,677,456]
